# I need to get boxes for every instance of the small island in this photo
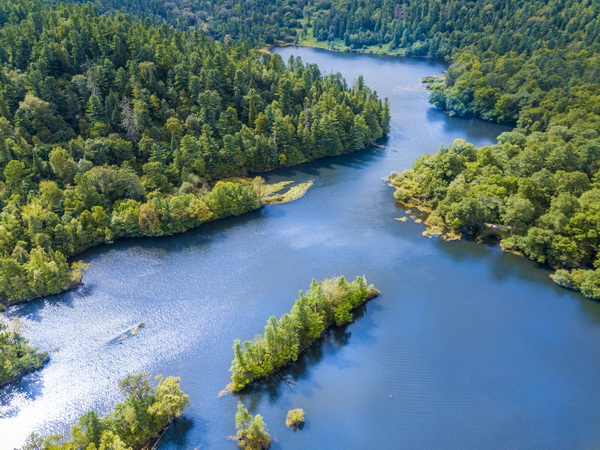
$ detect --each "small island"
[0,318,48,387]
[286,408,305,429]
[228,276,379,392]
[234,404,271,449]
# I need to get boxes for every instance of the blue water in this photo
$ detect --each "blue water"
[2,47,600,449]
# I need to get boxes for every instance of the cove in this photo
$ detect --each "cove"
[3,46,600,449]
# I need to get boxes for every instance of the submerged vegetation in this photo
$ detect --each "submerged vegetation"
[220,177,315,205]
[263,180,314,205]
[21,373,189,449]
[0,317,48,386]
[229,276,379,392]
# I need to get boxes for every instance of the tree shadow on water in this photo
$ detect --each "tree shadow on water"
[0,370,45,418]
[235,305,376,408]
[432,234,550,285]
[263,146,385,182]
[5,288,79,323]
[158,416,200,449]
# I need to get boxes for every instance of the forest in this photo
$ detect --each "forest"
[2,0,599,445]
[53,0,598,58]
[21,373,190,449]
[229,276,379,392]
[47,1,600,297]
[0,0,389,306]
[298,0,600,298]
[51,0,305,46]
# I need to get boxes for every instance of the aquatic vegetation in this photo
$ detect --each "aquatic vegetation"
[286,409,305,429]
[263,181,314,204]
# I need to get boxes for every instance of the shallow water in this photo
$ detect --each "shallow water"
[3,46,600,449]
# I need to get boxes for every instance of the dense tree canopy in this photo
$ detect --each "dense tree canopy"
[47,0,600,302]
[294,0,600,298]
[53,0,305,46]
[0,0,388,305]
[56,0,598,58]
[373,1,600,298]
[2,0,598,447]
[390,131,600,299]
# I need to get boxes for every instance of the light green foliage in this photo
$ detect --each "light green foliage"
[235,404,271,450]
[22,373,189,450]
[0,317,48,386]
[553,269,600,300]
[229,276,379,391]
[285,408,305,429]
[0,247,88,304]
[0,0,388,305]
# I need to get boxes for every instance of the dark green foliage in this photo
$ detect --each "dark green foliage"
[22,373,190,449]
[60,0,598,62]
[379,0,599,299]
[52,0,305,46]
[230,276,379,391]
[308,0,598,56]
[20,0,598,302]
[0,0,388,304]
[0,317,48,386]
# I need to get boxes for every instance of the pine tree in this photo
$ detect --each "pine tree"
[86,94,103,124]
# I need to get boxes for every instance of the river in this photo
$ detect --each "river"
[2,46,600,449]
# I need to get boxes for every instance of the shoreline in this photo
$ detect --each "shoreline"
[261,41,431,58]
[388,178,594,299]
[3,140,382,308]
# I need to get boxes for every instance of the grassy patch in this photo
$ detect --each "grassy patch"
[218,176,314,205]
[262,180,295,197]
[264,180,314,204]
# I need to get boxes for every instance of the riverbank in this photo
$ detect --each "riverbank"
[3,278,85,309]
[0,354,48,387]
[2,177,317,309]
[7,46,589,450]
[387,169,598,300]
[260,40,409,57]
